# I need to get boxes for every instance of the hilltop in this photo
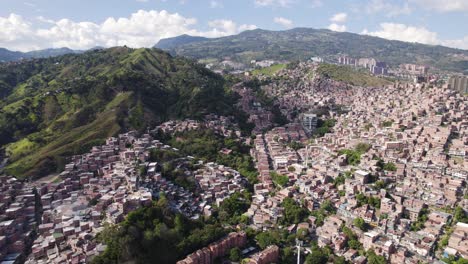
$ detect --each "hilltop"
[158,28,468,73]
[0,47,237,178]
[154,34,209,50]
[0,47,82,62]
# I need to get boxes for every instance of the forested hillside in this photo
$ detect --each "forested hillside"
[0,47,237,178]
[159,28,468,73]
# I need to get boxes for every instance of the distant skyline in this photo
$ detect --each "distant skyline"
[1,0,467,51]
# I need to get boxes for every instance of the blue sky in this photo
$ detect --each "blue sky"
[1,0,467,51]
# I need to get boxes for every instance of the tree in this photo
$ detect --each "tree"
[306,246,329,264]
[256,230,280,249]
[229,247,242,262]
[367,250,386,264]
[280,197,309,225]
[271,172,289,187]
[383,162,397,171]
[353,217,368,231]
[454,206,468,223]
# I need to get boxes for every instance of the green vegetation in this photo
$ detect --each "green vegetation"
[305,244,331,264]
[288,141,305,151]
[312,119,336,138]
[381,120,394,127]
[410,207,430,231]
[356,193,381,209]
[338,143,372,166]
[252,64,286,76]
[383,162,397,171]
[163,129,258,184]
[270,171,289,187]
[366,250,386,264]
[229,247,242,262]
[217,191,252,225]
[163,28,468,73]
[279,197,309,225]
[454,206,468,223]
[1,47,240,178]
[91,197,227,264]
[317,64,391,87]
[342,226,363,251]
[310,200,336,226]
[353,217,368,231]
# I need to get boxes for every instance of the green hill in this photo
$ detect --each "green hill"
[0,47,237,178]
[317,64,392,87]
[160,28,468,73]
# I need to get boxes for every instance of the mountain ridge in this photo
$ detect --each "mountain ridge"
[156,28,468,73]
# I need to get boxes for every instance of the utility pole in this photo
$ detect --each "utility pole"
[296,239,303,264]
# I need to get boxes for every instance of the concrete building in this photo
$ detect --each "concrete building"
[448,76,468,94]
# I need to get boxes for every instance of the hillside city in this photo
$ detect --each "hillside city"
[0,53,466,264]
[0,2,468,263]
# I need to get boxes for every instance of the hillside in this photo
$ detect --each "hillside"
[159,28,468,73]
[316,64,392,87]
[0,47,82,62]
[155,34,209,50]
[0,47,237,178]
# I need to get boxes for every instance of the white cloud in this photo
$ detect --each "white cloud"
[328,23,346,32]
[0,11,257,52]
[254,0,294,7]
[361,23,468,49]
[361,23,438,45]
[135,0,149,2]
[274,17,293,28]
[205,19,257,37]
[409,0,468,12]
[364,0,411,17]
[330,12,347,23]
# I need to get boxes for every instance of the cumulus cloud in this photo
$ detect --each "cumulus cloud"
[330,12,347,23]
[328,23,346,32]
[274,17,293,28]
[0,10,257,52]
[205,19,257,37]
[409,0,468,12]
[361,23,468,50]
[254,0,294,7]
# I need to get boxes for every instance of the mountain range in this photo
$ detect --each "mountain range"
[0,47,237,178]
[155,28,468,73]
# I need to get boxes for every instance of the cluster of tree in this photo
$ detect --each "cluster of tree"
[381,120,394,127]
[312,119,336,138]
[216,191,252,225]
[165,128,258,184]
[310,200,336,226]
[270,171,289,187]
[337,143,371,166]
[341,226,363,251]
[92,197,227,264]
[353,217,369,232]
[288,140,305,151]
[356,193,381,209]
[376,158,397,172]
[410,207,430,231]
[279,197,309,225]
[454,206,468,223]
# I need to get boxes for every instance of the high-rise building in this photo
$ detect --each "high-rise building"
[448,76,468,94]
